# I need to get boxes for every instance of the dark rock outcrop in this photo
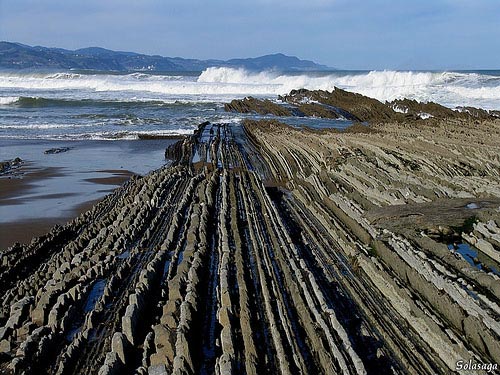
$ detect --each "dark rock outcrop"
[226,88,402,122]
[389,98,459,119]
[224,97,292,116]
[0,158,22,175]
[227,88,500,124]
[44,147,71,155]
[281,88,401,122]
[389,99,498,120]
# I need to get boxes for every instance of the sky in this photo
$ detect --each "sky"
[0,0,499,70]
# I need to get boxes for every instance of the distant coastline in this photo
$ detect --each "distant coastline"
[0,41,333,72]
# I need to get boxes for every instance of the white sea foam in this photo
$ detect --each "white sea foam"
[0,128,195,140]
[0,123,99,130]
[198,68,500,109]
[132,128,194,136]
[218,116,244,124]
[46,72,83,80]
[391,104,409,114]
[0,96,20,105]
[446,85,500,100]
[418,112,433,120]
[1,69,500,109]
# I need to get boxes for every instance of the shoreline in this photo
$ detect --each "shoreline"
[0,138,175,249]
[1,90,500,374]
[0,167,131,249]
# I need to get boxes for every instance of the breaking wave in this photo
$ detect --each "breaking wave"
[0,96,212,108]
[1,69,500,108]
[198,68,500,109]
[0,96,20,105]
[0,128,196,140]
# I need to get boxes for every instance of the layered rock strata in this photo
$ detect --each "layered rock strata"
[225,88,500,123]
[1,112,500,374]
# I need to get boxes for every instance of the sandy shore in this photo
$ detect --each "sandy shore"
[0,196,101,249]
[83,170,137,185]
[0,218,74,251]
[1,90,500,374]
[0,139,175,249]
[0,173,123,249]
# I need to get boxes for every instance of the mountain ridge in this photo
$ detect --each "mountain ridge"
[0,41,333,72]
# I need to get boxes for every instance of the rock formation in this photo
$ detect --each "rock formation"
[226,88,500,123]
[1,91,500,374]
[0,157,22,175]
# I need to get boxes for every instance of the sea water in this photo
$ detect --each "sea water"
[1,68,500,140]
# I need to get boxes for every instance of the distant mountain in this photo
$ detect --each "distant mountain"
[0,42,333,72]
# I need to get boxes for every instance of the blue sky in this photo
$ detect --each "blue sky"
[0,0,498,69]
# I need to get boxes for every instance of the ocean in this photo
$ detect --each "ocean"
[1,68,500,140]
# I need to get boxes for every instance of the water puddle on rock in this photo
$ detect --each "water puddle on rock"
[117,249,130,259]
[66,278,108,341]
[84,279,107,312]
[465,202,479,209]
[192,149,201,164]
[448,243,500,276]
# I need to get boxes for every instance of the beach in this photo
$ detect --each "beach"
[1,88,499,374]
[3,0,500,371]
[0,139,176,249]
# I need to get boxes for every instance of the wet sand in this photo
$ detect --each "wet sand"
[0,165,64,202]
[0,195,103,250]
[0,168,131,249]
[83,170,136,185]
[1,165,63,193]
[0,172,120,249]
[0,218,68,251]
[0,139,175,249]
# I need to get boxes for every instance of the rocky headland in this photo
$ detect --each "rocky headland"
[1,89,500,374]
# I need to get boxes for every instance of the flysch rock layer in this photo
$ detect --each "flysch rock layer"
[1,91,500,375]
[225,87,500,123]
